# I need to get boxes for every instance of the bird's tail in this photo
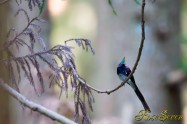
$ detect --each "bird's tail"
[134,85,151,112]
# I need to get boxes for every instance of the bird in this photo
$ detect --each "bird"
[117,57,151,112]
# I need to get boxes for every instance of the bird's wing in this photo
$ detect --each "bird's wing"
[125,66,136,84]
[117,67,120,75]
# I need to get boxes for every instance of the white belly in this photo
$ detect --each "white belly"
[118,74,127,81]
[118,74,136,90]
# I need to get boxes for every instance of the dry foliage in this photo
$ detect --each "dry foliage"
[1,1,95,123]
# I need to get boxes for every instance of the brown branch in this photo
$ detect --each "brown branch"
[6,17,37,48]
[79,0,146,95]
[0,49,51,62]
[0,79,77,124]
[0,0,8,4]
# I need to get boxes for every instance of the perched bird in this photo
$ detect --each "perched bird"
[117,57,151,112]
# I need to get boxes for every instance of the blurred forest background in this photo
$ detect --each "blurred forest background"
[0,0,187,124]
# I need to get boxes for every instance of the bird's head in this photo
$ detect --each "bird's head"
[119,57,126,66]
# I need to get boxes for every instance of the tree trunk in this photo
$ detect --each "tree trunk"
[0,3,10,124]
[93,0,181,124]
[8,1,53,124]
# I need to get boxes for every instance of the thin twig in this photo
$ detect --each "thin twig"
[5,17,38,48]
[78,0,146,94]
[0,49,51,62]
[0,15,38,52]
[0,0,8,4]
[0,79,77,124]
[1,0,146,96]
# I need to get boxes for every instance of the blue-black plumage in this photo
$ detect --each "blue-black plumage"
[117,57,151,112]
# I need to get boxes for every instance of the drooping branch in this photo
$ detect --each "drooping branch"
[5,15,47,50]
[1,38,95,123]
[77,0,146,94]
[0,0,147,123]
[0,0,146,94]
[0,79,77,124]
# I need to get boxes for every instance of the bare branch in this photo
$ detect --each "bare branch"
[65,38,95,55]
[0,79,77,124]
[1,40,95,123]
[0,0,9,4]
[0,0,146,122]
[77,0,146,95]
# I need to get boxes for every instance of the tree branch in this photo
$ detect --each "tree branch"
[0,79,77,124]
[0,0,8,4]
[0,0,146,122]
[78,0,146,94]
